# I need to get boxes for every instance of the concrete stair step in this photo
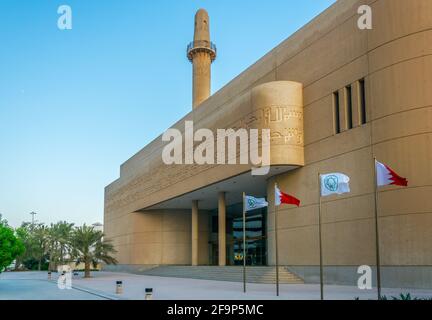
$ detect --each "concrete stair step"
[140,266,303,284]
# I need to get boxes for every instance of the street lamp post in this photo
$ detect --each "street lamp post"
[30,211,37,225]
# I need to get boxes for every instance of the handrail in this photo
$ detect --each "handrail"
[187,40,217,61]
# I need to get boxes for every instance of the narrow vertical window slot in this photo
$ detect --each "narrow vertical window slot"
[333,91,340,134]
[346,85,353,129]
[359,79,366,124]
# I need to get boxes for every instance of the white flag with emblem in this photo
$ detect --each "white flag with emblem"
[244,195,268,212]
[320,173,351,197]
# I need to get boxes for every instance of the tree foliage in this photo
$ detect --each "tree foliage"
[0,215,24,272]
[46,221,74,270]
[11,217,117,277]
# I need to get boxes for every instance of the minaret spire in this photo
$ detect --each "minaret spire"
[187,9,217,108]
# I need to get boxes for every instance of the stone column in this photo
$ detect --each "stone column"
[192,200,199,266]
[218,192,226,266]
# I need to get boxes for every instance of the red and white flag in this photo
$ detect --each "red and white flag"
[375,160,408,187]
[275,185,300,207]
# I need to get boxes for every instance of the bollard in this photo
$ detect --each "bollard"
[145,288,153,300]
[48,271,52,280]
[116,281,123,294]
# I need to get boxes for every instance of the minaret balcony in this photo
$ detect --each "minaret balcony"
[187,40,217,62]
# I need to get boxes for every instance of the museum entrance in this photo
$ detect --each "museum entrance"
[209,202,267,266]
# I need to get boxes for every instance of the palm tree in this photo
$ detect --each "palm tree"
[70,224,117,278]
[47,221,74,271]
[32,224,49,271]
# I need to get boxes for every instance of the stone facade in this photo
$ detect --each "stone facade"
[104,0,432,288]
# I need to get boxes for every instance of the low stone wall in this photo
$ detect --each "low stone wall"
[102,264,160,274]
[287,266,432,289]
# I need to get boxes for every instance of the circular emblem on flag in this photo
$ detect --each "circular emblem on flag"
[324,175,338,192]
[247,197,256,208]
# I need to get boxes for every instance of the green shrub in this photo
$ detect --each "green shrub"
[377,293,432,301]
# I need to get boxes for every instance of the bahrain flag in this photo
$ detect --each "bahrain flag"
[376,160,408,187]
[275,185,300,207]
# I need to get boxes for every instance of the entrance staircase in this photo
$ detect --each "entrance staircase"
[140,266,303,284]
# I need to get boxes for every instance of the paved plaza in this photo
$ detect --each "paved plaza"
[0,272,104,300]
[1,271,431,300]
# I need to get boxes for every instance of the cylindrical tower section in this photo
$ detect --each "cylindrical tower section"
[187,9,216,108]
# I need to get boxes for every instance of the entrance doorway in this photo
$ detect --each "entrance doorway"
[209,202,267,266]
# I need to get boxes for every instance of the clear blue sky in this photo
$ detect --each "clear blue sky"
[0,0,336,228]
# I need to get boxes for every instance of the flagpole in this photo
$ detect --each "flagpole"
[318,173,324,300]
[242,192,246,293]
[275,184,280,297]
[373,157,382,299]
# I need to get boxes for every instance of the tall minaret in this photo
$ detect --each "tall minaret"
[187,9,217,108]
